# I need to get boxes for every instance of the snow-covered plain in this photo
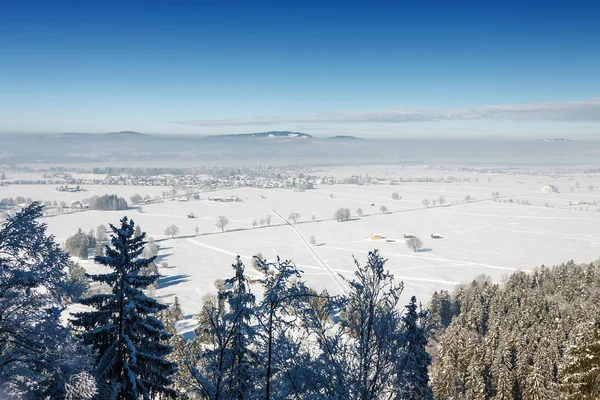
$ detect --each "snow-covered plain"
[2,166,600,328]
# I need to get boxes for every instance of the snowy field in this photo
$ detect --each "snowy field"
[2,166,600,330]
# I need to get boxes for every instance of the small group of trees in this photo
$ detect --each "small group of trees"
[64,228,97,259]
[422,196,446,208]
[253,214,272,228]
[0,196,38,208]
[86,194,128,211]
[129,193,151,204]
[334,207,351,222]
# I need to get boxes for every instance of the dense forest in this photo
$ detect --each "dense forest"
[429,262,600,399]
[0,203,598,399]
[86,194,128,211]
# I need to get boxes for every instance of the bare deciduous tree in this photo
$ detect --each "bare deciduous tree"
[289,213,300,223]
[164,225,179,238]
[422,199,430,208]
[438,196,446,206]
[130,194,143,204]
[334,208,351,222]
[265,214,272,225]
[259,218,266,227]
[356,208,363,217]
[195,226,200,235]
[216,216,229,232]
[391,192,401,200]
[406,237,423,253]
[464,195,472,202]
[252,220,258,228]
[380,205,388,213]
[309,235,317,245]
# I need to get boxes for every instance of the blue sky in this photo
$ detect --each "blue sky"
[1,0,599,138]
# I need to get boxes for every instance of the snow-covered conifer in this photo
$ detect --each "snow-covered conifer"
[0,203,93,397]
[396,296,433,399]
[72,217,177,399]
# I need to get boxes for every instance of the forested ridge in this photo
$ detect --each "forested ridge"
[0,202,598,399]
[429,261,600,399]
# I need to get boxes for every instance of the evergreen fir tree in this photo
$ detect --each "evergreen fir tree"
[72,217,177,399]
[561,317,600,399]
[87,229,96,249]
[524,363,551,400]
[158,302,190,395]
[171,296,184,321]
[134,224,142,238]
[68,261,90,300]
[94,241,104,257]
[466,352,486,399]
[396,296,433,399]
[96,224,108,242]
[65,228,90,259]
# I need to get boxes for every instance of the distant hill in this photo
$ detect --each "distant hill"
[329,135,362,140]
[209,131,312,139]
[105,131,149,137]
[535,138,572,142]
[55,132,93,138]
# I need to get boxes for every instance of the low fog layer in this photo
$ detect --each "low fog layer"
[1,132,599,166]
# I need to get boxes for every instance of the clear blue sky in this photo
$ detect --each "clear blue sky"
[1,0,599,138]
